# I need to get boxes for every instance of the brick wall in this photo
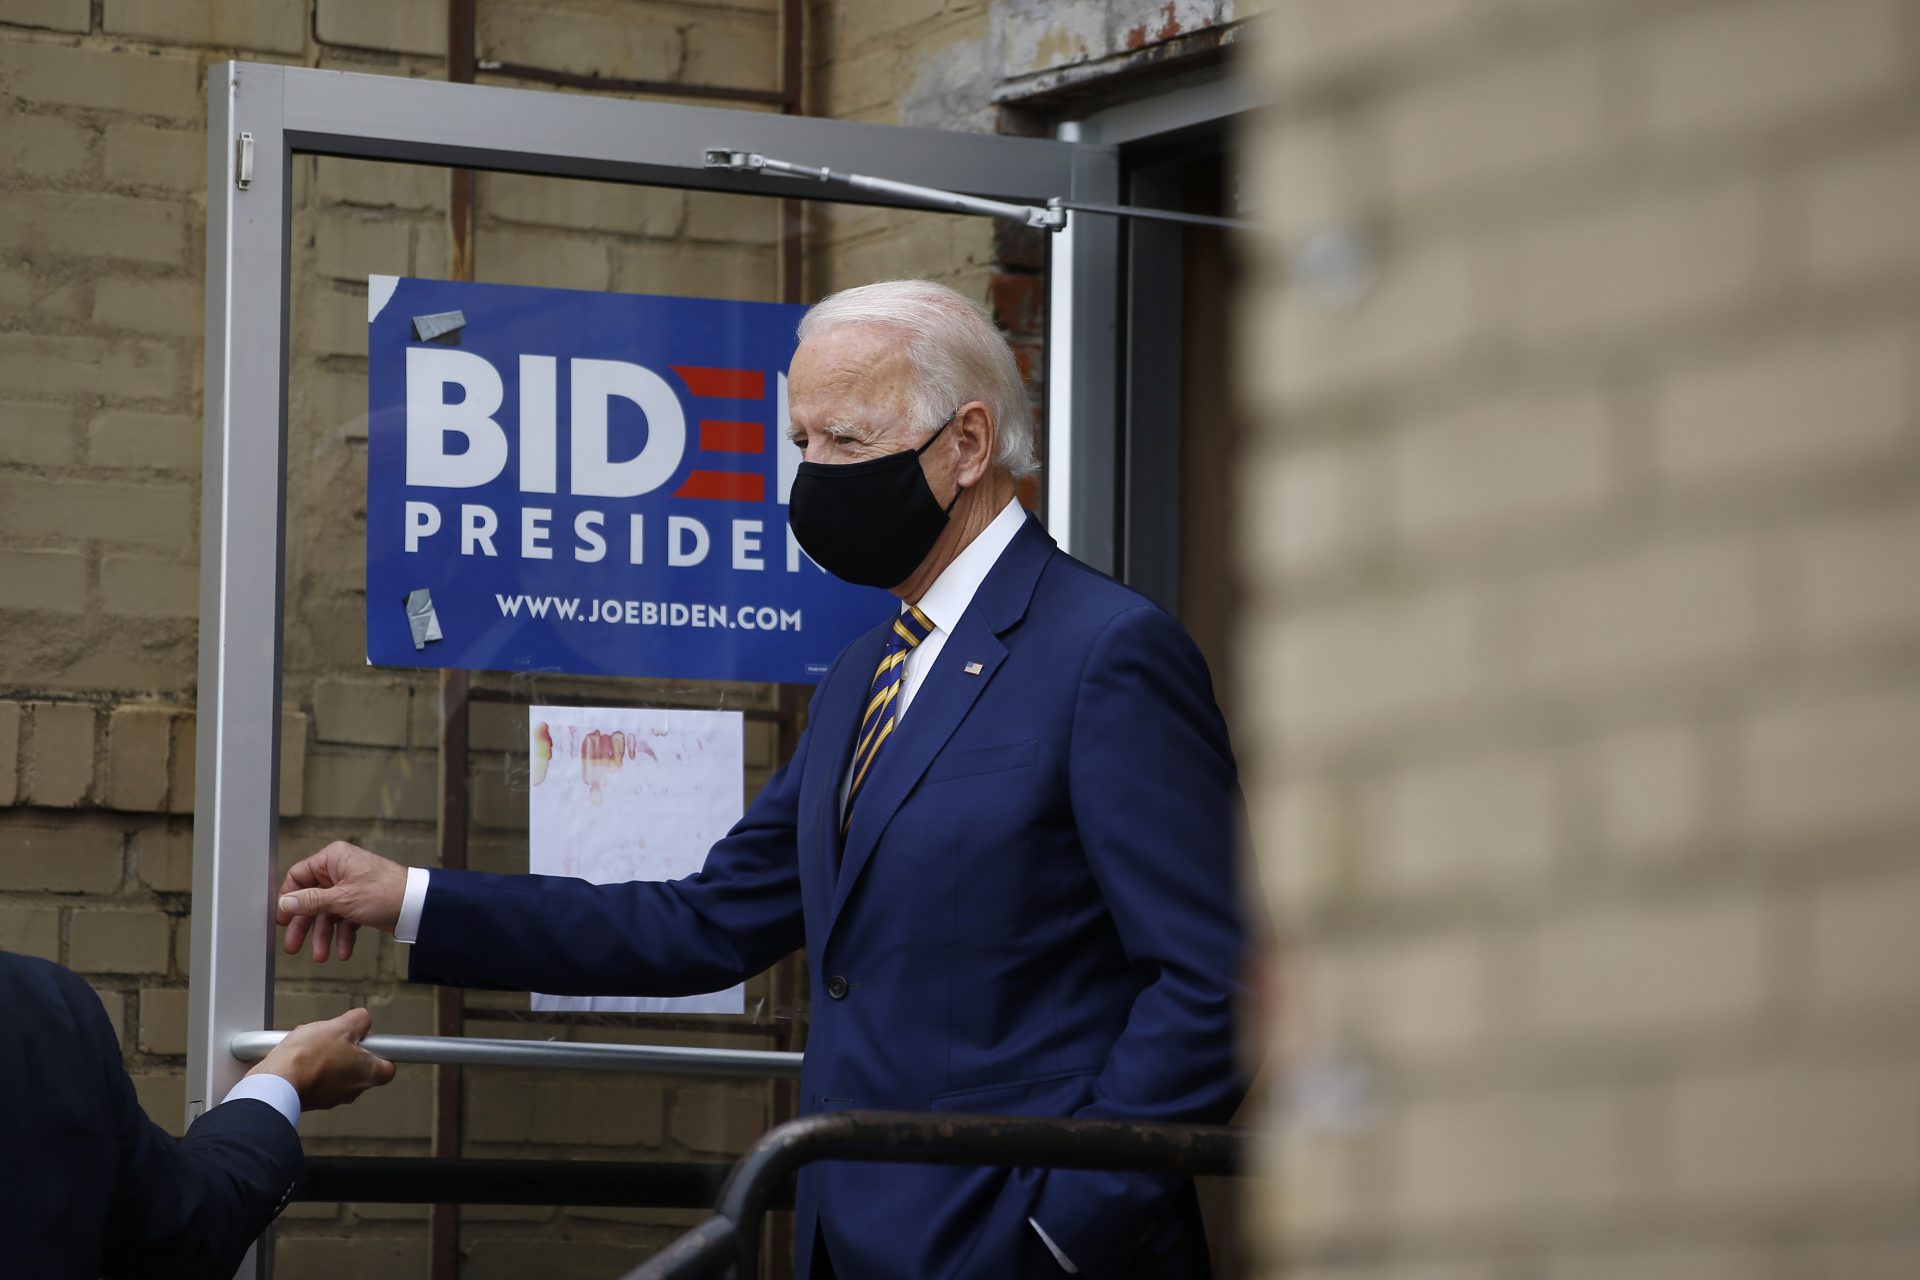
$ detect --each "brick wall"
[1240,1,1920,1275]
[802,0,997,302]
[802,0,1244,277]
[1,0,791,1275]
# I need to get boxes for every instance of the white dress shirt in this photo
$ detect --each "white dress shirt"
[836,496,1027,821]
[395,497,1074,1271]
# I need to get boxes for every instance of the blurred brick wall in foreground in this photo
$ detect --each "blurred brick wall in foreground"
[1238,1,1920,1276]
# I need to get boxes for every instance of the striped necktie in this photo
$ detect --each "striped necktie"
[845,604,935,830]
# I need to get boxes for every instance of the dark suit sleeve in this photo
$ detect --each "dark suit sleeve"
[44,969,305,1279]
[1029,604,1248,1273]
[408,709,811,995]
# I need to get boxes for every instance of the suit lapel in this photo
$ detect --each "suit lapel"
[825,516,1055,943]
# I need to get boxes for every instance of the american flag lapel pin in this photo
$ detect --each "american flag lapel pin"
[963,661,984,675]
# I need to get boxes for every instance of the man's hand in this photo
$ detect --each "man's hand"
[277,841,408,964]
[246,1008,397,1111]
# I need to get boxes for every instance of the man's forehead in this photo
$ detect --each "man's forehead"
[789,332,916,436]
[792,326,910,383]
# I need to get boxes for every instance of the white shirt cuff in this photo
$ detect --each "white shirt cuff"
[394,866,430,944]
[1030,1217,1078,1273]
[224,1072,302,1129]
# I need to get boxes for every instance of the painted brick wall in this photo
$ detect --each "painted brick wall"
[1239,1,1920,1275]
[0,0,788,1274]
[803,0,1243,294]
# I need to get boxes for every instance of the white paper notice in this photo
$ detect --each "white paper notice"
[528,705,745,1015]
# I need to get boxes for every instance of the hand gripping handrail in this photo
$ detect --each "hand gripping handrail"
[623,1111,1252,1280]
[230,1030,804,1079]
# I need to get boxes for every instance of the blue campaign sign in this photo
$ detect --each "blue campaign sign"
[364,276,895,683]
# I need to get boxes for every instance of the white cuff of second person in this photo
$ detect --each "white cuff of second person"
[394,866,430,944]
[224,1072,302,1129]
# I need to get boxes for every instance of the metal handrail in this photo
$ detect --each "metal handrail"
[624,1111,1252,1280]
[230,1030,804,1079]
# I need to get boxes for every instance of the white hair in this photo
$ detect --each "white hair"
[796,279,1039,477]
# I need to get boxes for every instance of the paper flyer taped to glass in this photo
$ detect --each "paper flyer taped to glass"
[528,705,745,1015]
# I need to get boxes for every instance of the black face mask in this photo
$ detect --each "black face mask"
[787,413,961,589]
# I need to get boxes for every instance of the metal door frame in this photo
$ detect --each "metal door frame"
[189,60,1118,1145]
[1070,73,1254,611]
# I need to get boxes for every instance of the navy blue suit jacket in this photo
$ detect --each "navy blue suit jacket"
[0,951,303,1279]
[410,516,1246,1277]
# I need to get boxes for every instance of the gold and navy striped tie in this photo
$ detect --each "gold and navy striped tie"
[845,604,935,830]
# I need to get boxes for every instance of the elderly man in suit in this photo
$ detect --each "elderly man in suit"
[276,278,1244,1278]
[0,949,395,1278]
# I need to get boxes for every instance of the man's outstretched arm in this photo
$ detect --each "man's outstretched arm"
[277,713,816,995]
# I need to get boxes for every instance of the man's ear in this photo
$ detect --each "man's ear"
[951,400,995,488]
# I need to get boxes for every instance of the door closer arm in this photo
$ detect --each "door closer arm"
[702,149,1254,233]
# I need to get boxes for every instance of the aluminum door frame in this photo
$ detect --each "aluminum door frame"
[1072,72,1252,610]
[191,60,1119,1136]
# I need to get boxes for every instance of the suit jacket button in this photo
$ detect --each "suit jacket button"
[826,975,849,1000]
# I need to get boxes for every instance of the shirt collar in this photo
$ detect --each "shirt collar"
[909,498,1026,636]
